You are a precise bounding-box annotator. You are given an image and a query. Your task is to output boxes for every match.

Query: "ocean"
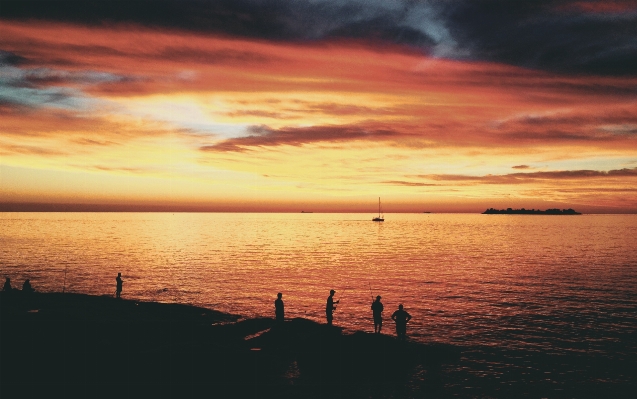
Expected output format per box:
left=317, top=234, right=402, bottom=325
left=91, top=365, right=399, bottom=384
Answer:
left=2, top=212, right=636, bottom=394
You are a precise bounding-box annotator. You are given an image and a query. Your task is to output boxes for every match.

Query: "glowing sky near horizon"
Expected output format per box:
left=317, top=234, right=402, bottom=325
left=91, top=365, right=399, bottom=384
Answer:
left=1, top=1, right=636, bottom=212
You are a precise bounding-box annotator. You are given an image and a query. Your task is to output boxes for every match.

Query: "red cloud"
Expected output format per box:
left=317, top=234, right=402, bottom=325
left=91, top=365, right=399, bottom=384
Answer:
left=555, top=1, right=637, bottom=14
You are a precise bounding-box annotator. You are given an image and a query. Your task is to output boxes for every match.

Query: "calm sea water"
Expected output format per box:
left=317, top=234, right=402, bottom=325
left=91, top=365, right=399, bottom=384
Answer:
left=2, top=212, right=637, bottom=392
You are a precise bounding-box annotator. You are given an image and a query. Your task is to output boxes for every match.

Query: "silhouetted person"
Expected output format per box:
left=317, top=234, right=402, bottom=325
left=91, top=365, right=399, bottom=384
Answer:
left=3, top=277, right=12, bottom=292
left=326, top=289, right=339, bottom=325
left=116, top=273, right=123, bottom=298
left=391, top=304, right=412, bottom=339
left=371, top=295, right=384, bottom=333
left=22, top=279, right=34, bottom=293
left=275, top=292, right=284, bottom=323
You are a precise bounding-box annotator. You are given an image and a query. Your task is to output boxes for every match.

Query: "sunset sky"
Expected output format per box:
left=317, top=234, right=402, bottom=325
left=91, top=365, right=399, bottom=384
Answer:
left=1, top=0, right=636, bottom=213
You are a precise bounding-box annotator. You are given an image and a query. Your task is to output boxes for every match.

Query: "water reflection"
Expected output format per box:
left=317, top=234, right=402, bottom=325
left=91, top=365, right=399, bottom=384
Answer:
left=1, top=212, right=636, bottom=358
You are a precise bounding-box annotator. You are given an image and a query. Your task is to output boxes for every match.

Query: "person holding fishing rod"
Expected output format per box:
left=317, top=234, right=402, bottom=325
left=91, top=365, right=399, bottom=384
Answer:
left=115, top=273, right=123, bottom=299
left=326, top=289, right=340, bottom=326
left=371, top=294, right=384, bottom=334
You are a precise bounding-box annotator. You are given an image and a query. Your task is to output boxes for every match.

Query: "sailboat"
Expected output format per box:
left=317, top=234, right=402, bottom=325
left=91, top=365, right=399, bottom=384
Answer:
left=372, top=197, right=384, bottom=222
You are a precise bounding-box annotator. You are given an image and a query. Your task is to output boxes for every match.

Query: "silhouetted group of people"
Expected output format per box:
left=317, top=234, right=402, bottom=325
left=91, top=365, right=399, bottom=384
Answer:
left=6, top=273, right=414, bottom=338
left=3, top=277, right=35, bottom=293
left=3, top=273, right=123, bottom=298
left=274, top=290, right=413, bottom=338
left=4, top=274, right=123, bottom=298
left=110, top=277, right=413, bottom=337
left=370, top=294, right=412, bottom=339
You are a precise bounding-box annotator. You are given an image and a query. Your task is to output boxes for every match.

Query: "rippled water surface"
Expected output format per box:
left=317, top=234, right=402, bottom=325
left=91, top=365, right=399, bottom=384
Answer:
left=2, top=212, right=637, bottom=392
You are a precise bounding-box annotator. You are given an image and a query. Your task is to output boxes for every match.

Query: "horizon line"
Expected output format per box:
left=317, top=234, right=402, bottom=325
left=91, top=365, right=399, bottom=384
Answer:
left=1, top=202, right=633, bottom=214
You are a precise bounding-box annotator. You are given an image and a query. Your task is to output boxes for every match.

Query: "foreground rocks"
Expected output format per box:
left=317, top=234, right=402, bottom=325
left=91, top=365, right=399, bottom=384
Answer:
left=1, top=292, right=458, bottom=398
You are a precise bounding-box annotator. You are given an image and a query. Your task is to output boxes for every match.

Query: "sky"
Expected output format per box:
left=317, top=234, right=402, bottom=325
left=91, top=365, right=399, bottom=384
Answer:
left=1, top=0, right=636, bottom=213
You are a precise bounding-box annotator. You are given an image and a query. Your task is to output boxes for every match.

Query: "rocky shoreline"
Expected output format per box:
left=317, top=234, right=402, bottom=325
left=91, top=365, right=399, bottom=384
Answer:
left=1, top=292, right=459, bottom=398
left=3, top=291, right=635, bottom=398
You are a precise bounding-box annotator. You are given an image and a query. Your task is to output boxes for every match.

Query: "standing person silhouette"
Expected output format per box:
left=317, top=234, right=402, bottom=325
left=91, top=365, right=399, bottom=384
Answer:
left=391, top=304, right=412, bottom=339
left=371, top=295, right=384, bottom=333
left=3, top=277, right=12, bottom=292
left=326, top=289, right=339, bottom=325
left=22, top=279, right=34, bottom=293
left=115, top=273, right=123, bottom=299
left=275, top=292, right=284, bottom=323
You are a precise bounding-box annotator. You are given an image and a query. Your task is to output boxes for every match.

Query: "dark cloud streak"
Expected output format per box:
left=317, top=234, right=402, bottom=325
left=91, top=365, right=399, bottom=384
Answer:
left=0, top=50, right=28, bottom=66
left=382, top=180, right=440, bottom=187
left=201, top=124, right=400, bottom=152
left=417, top=167, right=637, bottom=185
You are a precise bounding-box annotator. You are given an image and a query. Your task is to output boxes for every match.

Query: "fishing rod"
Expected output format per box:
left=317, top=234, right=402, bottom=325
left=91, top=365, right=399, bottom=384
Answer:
left=334, top=289, right=345, bottom=311
left=369, top=283, right=374, bottom=302
left=63, top=264, right=67, bottom=293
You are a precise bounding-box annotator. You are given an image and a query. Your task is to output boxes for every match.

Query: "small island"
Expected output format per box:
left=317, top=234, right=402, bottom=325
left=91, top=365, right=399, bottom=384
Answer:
left=482, top=208, right=581, bottom=215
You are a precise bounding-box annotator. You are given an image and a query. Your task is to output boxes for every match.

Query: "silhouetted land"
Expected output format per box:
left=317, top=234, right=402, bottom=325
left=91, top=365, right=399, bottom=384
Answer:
left=2, top=292, right=634, bottom=398
left=483, top=207, right=582, bottom=215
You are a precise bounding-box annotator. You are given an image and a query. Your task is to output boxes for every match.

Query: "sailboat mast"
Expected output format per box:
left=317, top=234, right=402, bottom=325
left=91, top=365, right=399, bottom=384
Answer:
left=372, top=197, right=384, bottom=221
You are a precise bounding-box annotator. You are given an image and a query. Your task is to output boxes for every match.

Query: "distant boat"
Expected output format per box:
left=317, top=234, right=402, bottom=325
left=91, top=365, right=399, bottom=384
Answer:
left=482, top=207, right=581, bottom=215
left=372, top=197, right=384, bottom=222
